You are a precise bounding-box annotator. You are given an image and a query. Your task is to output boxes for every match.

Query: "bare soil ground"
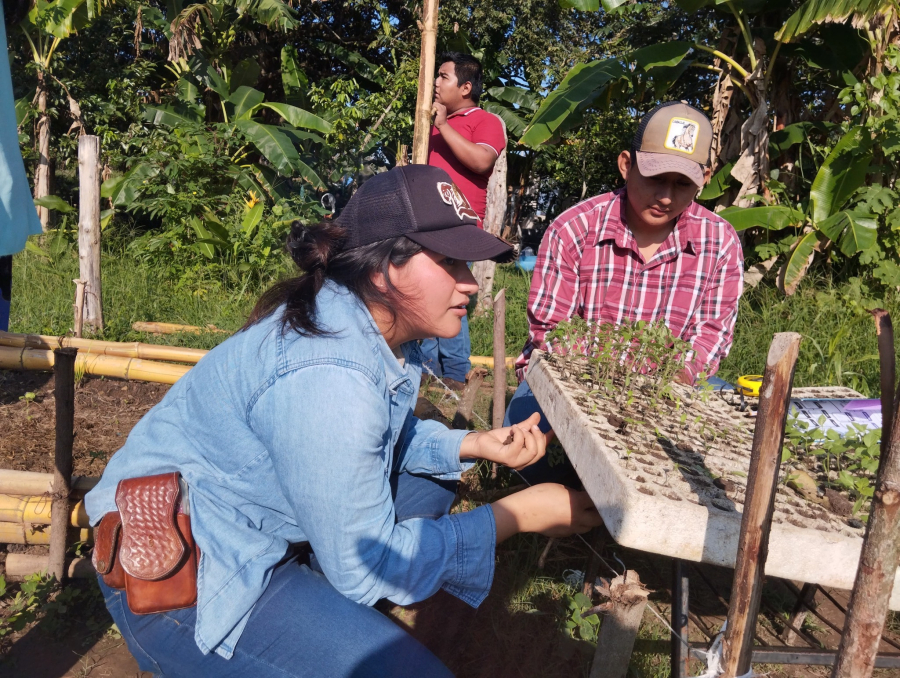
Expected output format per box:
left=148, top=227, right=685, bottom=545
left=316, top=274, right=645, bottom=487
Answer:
left=0, top=368, right=898, bottom=678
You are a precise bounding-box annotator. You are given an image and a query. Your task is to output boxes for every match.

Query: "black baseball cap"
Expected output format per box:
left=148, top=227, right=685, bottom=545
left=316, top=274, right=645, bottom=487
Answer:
left=336, top=165, right=513, bottom=262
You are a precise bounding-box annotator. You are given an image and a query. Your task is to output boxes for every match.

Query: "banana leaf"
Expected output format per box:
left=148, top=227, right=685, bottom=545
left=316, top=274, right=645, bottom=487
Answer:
left=718, top=205, right=804, bottom=231
left=780, top=230, right=821, bottom=295
left=520, top=58, right=625, bottom=147
left=816, top=209, right=877, bottom=256
left=261, top=103, right=333, bottom=134
left=809, top=126, right=872, bottom=223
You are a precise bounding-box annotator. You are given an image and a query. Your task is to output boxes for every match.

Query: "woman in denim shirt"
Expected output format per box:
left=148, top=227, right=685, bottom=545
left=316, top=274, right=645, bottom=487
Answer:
left=86, top=166, right=602, bottom=676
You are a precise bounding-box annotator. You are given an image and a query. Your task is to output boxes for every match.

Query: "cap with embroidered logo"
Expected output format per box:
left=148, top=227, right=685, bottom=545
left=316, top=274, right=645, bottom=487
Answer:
left=632, top=101, right=712, bottom=187
left=336, top=165, right=513, bottom=262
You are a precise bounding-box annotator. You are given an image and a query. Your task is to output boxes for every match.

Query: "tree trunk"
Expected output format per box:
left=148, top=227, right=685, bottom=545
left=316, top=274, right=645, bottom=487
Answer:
left=78, top=136, right=103, bottom=334
left=411, top=0, right=439, bottom=164
left=34, top=71, right=51, bottom=232
left=473, top=148, right=507, bottom=316
left=832, top=310, right=900, bottom=678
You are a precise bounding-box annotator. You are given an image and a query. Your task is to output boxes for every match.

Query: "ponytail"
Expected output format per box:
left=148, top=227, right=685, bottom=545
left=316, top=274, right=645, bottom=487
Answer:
left=245, top=221, right=423, bottom=336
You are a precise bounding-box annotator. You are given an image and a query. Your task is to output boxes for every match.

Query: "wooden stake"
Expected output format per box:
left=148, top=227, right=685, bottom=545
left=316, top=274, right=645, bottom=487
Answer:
left=832, top=311, right=900, bottom=678
left=781, top=582, right=817, bottom=646
left=473, top=141, right=508, bottom=316
left=453, top=367, right=487, bottom=429
left=411, top=0, right=439, bottom=164
left=722, top=332, right=802, bottom=678
left=589, top=571, right=650, bottom=678
left=78, top=136, right=103, bottom=334
left=48, top=347, right=78, bottom=582
left=72, top=279, right=86, bottom=338
left=492, top=289, right=507, bottom=478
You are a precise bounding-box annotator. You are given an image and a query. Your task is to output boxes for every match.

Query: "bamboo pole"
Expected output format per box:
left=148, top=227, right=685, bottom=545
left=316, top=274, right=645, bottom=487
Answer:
left=132, top=321, right=229, bottom=335
left=411, top=0, right=439, bottom=164
left=0, top=494, right=88, bottom=527
left=832, top=311, right=900, bottom=678
left=0, top=523, right=91, bottom=545
left=0, top=470, right=98, bottom=496
left=5, top=554, right=94, bottom=581
left=78, top=136, right=103, bottom=334
left=49, top=348, right=77, bottom=581
left=0, top=345, right=190, bottom=384
left=722, top=332, right=802, bottom=678
left=0, top=330, right=207, bottom=364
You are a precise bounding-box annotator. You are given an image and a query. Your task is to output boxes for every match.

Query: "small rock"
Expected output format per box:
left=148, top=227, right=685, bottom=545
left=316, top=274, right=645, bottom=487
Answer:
left=713, top=477, right=734, bottom=493
left=847, top=517, right=864, bottom=529
left=824, top=488, right=853, bottom=517
left=786, top=468, right=820, bottom=503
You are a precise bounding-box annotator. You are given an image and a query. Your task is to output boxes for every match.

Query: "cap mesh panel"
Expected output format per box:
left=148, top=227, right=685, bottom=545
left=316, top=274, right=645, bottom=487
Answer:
left=337, top=172, right=416, bottom=248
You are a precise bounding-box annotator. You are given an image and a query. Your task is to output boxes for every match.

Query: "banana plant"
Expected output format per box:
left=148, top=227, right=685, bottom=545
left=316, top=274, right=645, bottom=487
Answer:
left=720, top=126, right=877, bottom=294
left=105, top=54, right=331, bottom=212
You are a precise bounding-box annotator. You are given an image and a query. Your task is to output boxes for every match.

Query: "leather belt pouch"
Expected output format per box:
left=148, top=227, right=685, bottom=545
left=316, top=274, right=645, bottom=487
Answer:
left=92, top=472, right=198, bottom=615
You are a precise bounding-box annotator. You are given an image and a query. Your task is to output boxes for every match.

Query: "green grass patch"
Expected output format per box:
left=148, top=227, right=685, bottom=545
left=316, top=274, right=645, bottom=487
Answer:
left=9, top=249, right=274, bottom=350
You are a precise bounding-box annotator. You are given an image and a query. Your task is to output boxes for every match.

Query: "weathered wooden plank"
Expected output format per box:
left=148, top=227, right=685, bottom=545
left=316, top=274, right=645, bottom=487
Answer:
left=722, top=332, right=802, bottom=677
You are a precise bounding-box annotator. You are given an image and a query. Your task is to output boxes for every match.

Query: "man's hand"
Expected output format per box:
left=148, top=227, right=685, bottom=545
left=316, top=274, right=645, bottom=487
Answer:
left=432, top=102, right=449, bottom=129
left=460, top=412, right=547, bottom=470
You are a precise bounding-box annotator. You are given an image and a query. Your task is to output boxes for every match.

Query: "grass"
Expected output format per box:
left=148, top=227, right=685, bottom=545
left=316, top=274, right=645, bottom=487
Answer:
left=9, top=248, right=272, bottom=350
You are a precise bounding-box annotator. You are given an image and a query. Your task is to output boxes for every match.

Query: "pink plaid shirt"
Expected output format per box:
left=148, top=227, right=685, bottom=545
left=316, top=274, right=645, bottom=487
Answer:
left=516, top=189, right=744, bottom=382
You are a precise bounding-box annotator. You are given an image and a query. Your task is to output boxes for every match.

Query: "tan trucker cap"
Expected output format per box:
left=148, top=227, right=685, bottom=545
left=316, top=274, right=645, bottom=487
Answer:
left=632, top=101, right=712, bottom=187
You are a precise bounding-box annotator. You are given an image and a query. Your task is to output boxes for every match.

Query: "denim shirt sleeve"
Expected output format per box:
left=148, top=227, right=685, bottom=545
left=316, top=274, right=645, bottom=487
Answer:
left=249, top=364, right=495, bottom=608
left=395, top=415, right=473, bottom=480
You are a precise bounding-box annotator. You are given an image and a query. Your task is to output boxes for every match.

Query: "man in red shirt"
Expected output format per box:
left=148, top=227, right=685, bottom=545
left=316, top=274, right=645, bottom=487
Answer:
left=421, top=53, right=506, bottom=389
left=505, top=101, right=744, bottom=482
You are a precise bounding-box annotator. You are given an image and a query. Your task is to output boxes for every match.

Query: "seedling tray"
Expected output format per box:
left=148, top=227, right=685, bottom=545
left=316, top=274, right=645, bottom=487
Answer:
left=525, top=351, right=900, bottom=609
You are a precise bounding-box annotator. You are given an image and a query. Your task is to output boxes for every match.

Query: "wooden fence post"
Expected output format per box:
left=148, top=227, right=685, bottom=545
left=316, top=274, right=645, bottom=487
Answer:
left=589, top=570, right=650, bottom=678
left=473, top=141, right=508, bottom=316
left=48, top=347, right=78, bottom=582
left=492, top=289, right=506, bottom=478
left=722, top=332, right=802, bottom=678
left=78, top=135, right=103, bottom=334
left=411, top=0, right=439, bottom=164
left=832, top=310, right=900, bottom=678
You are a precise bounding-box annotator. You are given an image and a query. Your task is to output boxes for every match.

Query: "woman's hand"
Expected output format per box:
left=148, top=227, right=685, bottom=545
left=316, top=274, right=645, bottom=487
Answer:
left=491, top=484, right=603, bottom=543
left=459, top=413, right=547, bottom=470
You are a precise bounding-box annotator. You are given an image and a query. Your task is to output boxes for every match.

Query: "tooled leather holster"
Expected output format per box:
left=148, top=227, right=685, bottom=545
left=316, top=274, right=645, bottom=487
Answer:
left=92, top=472, right=199, bottom=615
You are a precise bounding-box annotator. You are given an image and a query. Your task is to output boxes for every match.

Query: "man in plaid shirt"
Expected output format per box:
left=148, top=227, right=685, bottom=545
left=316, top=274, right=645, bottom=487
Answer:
left=505, top=102, right=743, bottom=481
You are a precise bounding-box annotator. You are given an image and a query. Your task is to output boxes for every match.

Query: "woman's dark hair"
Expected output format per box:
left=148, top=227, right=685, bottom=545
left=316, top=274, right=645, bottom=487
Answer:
left=245, top=221, right=423, bottom=336
left=4, top=0, right=32, bottom=27
left=439, top=52, right=483, bottom=104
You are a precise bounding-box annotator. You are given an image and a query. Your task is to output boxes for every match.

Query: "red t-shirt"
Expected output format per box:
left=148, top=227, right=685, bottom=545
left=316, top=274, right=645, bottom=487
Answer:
left=427, top=107, right=505, bottom=222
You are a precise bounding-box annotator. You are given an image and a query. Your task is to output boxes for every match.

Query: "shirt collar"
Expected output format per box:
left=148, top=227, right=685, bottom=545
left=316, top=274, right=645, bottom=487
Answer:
left=448, top=106, right=479, bottom=118
left=593, top=189, right=698, bottom=256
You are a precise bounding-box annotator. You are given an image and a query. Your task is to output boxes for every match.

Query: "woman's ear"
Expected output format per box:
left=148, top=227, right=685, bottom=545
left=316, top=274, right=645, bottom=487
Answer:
left=617, top=150, right=633, bottom=182
left=370, top=269, right=388, bottom=292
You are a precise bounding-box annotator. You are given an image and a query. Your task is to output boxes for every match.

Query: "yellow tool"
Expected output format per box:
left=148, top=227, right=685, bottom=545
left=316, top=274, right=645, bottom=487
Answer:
left=737, top=375, right=764, bottom=397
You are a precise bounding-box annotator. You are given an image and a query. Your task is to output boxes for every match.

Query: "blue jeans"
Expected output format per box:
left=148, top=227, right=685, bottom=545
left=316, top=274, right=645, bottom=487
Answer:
left=0, top=255, right=11, bottom=332
left=99, top=472, right=458, bottom=677
left=420, top=313, right=471, bottom=382
left=504, top=375, right=735, bottom=486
